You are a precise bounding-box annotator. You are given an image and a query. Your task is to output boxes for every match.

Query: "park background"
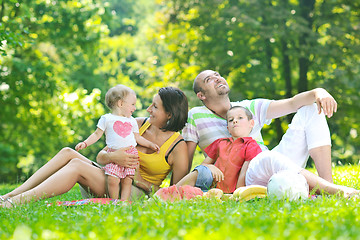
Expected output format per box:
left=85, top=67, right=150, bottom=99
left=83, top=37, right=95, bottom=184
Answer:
left=0, top=0, right=359, bottom=184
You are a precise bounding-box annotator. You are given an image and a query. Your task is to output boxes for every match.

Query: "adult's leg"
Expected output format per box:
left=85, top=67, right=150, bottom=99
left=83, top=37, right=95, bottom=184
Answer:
left=6, top=158, right=107, bottom=206
left=272, top=103, right=333, bottom=182
left=176, top=171, right=198, bottom=187
left=309, top=145, right=332, bottom=183
left=245, top=151, right=359, bottom=198
left=2, top=147, right=92, bottom=199
left=245, top=151, right=303, bottom=186
left=300, top=169, right=359, bottom=197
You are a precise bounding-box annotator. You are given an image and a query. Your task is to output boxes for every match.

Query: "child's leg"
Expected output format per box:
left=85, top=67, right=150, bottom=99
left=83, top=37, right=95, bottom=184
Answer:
left=120, top=176, right=133, bottom=201
left=299, top=169, right=359, bottom=197
left=176, top=165, right=214, bottom=191
left=107, top=175, right=120, bottom=199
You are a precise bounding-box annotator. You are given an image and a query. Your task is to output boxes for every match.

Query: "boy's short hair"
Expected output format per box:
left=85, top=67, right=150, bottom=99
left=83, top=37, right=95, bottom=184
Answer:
left=226, top=106, right=253, bottom=120
left=105, top=84, right=135, bottom=110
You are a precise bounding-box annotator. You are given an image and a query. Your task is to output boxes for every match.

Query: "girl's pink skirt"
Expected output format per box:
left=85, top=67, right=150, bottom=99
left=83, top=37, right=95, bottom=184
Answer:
left=103, top=146, right=138, bottom=179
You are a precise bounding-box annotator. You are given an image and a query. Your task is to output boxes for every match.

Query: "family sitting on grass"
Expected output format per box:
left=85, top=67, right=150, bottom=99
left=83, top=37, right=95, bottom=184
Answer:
left=1, top=70, right=359, bottom=207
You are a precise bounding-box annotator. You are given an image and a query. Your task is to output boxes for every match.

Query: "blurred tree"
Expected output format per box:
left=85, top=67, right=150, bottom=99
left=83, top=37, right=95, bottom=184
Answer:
left=0, top=0, right=110, bottom=182
left=153, top=0, right=360, bottom=164
left=1, top=0, right=359, bottom=183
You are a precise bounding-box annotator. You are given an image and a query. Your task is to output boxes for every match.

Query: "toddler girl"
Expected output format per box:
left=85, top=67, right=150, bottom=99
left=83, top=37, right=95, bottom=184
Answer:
left=75, top=84, right=159, bottom=200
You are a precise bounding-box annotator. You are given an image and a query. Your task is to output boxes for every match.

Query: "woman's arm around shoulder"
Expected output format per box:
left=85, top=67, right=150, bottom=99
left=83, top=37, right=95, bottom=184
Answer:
left=169, top=136, right=190, bottom=185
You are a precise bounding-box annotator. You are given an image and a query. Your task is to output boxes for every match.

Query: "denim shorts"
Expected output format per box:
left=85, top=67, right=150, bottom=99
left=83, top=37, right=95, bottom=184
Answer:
left=193, top=165, right=213, bottom=192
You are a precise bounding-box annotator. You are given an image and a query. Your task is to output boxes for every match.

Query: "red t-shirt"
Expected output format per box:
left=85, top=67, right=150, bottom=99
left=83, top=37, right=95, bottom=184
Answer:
left=204, top=137, right=262, bottom=193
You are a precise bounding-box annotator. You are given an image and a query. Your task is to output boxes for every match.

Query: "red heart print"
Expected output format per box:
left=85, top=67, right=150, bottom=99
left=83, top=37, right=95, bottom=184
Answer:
left=113, top=121, right=132, bottom=138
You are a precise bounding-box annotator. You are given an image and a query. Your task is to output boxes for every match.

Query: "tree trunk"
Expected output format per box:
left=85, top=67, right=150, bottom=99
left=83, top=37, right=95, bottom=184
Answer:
left=0, top=0, right=5, bottom=23
left=298, top=0, right=315, bottom=92
left=279, top=0, right=292, bottom=99
left=279, top=0, right=294, bottom=123
left=263, top=0, right=284, bottom=143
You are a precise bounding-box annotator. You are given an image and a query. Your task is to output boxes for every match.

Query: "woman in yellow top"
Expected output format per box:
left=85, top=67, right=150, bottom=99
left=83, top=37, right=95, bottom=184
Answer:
left=1, top=87, right=189, bottom=207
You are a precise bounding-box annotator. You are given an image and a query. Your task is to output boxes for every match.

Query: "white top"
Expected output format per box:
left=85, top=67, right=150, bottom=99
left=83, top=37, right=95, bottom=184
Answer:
left=97, top=113, right=138, bottom=150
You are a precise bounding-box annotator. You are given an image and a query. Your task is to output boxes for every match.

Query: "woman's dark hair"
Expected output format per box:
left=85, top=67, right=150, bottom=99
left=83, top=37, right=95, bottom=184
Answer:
left=158, top=87, right=188, bottom=132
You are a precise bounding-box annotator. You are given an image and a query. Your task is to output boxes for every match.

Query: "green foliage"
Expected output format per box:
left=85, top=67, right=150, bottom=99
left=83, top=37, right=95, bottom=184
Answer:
left=153, top=0, right=360, bottom=163
left=0, top=143, right=18, bottom=182
left=0, top=0, right=110, bottom=182
left=0, top=165, right=360, bottom=239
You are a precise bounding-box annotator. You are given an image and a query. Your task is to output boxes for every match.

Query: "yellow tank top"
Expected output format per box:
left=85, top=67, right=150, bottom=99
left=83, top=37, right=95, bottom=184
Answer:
left=138, top=120, right=180, bottom=186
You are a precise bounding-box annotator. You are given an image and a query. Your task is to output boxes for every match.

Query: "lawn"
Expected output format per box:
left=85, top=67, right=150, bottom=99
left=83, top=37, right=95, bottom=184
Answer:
left=1, top=165, right=359, bottom=240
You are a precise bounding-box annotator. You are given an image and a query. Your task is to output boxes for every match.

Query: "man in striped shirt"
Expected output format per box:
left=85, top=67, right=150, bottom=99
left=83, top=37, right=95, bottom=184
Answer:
left=182, top=70, right=337, bottom=182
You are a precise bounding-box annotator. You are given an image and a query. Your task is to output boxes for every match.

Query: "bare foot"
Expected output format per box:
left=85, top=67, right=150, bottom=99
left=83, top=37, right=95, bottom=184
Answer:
left=348, top=190, right=360, bottom=200
left=339, top=186, right=360, bottom=199
left=0, top=198, right=14, bottom=208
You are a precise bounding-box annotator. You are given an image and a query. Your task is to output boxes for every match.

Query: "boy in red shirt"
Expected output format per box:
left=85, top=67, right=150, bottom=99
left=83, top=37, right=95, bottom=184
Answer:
left=177, top=106, right=261, bottom=193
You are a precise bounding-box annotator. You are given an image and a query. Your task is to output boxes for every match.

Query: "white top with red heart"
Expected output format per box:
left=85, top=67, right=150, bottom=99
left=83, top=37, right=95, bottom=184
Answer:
left=97, top=113, right=138, bottom=149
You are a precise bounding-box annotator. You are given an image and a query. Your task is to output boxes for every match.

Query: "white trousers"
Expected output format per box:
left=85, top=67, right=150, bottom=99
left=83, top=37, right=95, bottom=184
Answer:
left=245, top=103, right=331, bottom=186
left=272, top=103, right=331, bottom=168
left=245, top=151, right=302, bottom=186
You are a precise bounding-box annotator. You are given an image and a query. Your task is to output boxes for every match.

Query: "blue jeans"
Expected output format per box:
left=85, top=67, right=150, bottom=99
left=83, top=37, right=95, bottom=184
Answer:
left=193, top=165, right=213, bottom=192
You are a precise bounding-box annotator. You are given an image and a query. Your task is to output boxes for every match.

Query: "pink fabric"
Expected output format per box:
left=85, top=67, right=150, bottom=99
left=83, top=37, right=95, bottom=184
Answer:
left=103, top=146, right=138, bottom=178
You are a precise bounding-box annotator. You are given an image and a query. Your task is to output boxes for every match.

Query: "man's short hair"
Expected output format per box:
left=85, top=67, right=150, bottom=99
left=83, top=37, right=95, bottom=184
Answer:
left=193, top=76, right=202, bottom=94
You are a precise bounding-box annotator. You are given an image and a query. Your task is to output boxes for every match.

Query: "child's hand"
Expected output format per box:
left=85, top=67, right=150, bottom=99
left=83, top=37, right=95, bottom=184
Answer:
left=150, top=143, right=160, bottom=153
left=206, top=165, right=224, bottom=183
left=75, top=142, right=87, bottom=151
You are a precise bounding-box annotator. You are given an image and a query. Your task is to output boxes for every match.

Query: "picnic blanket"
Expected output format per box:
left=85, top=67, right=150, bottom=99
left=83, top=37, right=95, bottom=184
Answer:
left=49, top=198, right=125, bottom=206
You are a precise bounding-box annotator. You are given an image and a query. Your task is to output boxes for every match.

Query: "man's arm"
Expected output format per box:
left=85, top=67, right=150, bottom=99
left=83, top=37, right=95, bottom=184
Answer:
left=266, top=88, right=337, bottom=119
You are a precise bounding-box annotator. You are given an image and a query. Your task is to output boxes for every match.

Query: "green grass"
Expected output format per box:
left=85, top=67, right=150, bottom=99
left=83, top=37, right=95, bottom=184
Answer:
left=1, top=165, right=360, bottom=240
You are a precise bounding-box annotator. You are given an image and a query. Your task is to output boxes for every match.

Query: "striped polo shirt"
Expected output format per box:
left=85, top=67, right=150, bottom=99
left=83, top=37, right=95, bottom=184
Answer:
left=182, top=99, right=273, bottom=153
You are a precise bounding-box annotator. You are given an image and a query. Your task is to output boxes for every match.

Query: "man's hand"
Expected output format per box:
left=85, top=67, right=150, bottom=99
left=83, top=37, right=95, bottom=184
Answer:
left=315, top=88, right=337, bottom=118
